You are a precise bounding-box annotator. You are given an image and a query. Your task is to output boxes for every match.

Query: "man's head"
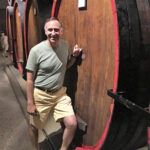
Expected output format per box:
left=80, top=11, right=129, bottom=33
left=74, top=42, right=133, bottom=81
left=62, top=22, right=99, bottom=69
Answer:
left=1, top=31, right=5, bottom=37
left=44, top=17, right=63, bottom=48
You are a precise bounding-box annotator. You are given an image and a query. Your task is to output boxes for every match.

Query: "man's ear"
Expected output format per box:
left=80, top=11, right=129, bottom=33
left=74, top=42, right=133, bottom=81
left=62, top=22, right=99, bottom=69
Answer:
left=44, top=25, right=48, bottom=36
left=44, top=29, right=47, bottom=36
left=60, top=27, right=63, bottom=36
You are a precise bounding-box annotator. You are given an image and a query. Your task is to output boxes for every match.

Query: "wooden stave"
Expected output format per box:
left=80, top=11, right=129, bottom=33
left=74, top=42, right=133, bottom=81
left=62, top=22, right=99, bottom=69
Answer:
left=13, top=0, right=26, bottom=75
left=53, top=0, right=150, bottom=149
left=6, top=6, right=17, bottom=66
left=6, top=6, right=13, bottom=52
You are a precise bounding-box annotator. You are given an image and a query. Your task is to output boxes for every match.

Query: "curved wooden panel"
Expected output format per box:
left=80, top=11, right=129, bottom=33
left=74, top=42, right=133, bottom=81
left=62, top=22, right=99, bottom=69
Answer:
left=24, top=0, right=41, bottom=57
left=13, top=0, right=25, bottom=74
left=24, top=0, right=53, bottom=58
left=6, top=6, right=14, bottom=63
left=56, top=0, right=116, bottom=146
left=7, top=11, right=13, bottom=52
left=15, top=7, right=23, bottom=61
left=53, top=0, right=150, bottom=149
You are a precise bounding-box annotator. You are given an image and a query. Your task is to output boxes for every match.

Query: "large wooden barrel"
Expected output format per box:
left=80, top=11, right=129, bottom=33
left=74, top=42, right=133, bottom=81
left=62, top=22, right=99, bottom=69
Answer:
left=6, top=6, right=17, bottom=66
left=13, top=0, right=26, bottom=74
left=52, top=0, right=150, bottom=149
left=24, top=0, right=53, bottom=58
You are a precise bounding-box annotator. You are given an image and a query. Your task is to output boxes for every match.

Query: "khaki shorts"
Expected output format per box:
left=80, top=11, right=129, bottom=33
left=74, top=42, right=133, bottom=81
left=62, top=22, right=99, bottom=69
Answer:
left=30, top=87, right=75, bottom=129
left=2, top=44, right=8, bottom=51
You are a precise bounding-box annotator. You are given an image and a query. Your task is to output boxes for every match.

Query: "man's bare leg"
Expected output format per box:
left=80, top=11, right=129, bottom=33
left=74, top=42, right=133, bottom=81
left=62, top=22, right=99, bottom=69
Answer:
left=29, top=125, right=38, bottom=150
left=60, top=115, right=77, bottom=150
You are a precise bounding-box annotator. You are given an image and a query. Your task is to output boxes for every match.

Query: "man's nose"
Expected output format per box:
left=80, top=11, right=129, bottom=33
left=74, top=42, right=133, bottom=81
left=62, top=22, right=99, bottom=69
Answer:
left=51, top=29, right=56, bottom=35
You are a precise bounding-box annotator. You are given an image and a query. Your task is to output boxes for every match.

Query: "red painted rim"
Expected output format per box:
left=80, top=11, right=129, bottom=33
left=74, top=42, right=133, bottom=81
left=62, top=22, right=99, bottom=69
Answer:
left=51, top=0, right=61, bottom=18
left=51, top=0, right=57, bottom=17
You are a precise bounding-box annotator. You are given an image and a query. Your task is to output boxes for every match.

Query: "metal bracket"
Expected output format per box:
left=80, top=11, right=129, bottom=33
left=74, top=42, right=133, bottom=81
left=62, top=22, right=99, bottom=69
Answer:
left=107, top=89, right=150, bottom=119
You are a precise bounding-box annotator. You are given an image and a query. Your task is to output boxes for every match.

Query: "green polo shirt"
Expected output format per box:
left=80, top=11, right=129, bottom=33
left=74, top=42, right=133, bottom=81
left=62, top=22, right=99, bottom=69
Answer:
left=26, top=39, right=70, bottom=91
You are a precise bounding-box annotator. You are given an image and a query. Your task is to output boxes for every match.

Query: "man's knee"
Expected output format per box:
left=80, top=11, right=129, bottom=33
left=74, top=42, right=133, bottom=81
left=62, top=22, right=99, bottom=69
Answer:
left=69, top=119, right=77, bottom=129
left=64, top=115, right=77, bottom=129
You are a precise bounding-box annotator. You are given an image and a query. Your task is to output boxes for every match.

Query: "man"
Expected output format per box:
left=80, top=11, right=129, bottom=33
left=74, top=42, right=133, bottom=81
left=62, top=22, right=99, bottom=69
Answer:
left=26, top=17, right=82, bottom=150
left=0, top=31, right=8, bottom=57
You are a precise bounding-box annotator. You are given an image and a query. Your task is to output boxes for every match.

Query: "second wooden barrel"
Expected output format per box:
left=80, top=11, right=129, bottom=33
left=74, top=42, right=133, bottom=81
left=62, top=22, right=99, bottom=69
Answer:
left=24, top=0, right=53, bottom=58
left=52, top=0, right=150, bottom=149
left=6, top=6, right=16, bottom=65
left=13, top=0, right=26, bottom=74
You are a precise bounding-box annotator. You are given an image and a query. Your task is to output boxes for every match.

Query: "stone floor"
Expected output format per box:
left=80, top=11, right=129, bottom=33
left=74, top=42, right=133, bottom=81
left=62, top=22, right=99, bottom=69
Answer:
left=138, top=147, right=148, bottom=150
left=0, top=54, right=32, bottom=150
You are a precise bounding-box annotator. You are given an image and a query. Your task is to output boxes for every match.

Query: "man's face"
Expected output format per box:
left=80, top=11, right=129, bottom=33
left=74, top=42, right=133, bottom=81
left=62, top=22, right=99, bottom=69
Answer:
left=45, top=20, right=61, bottom=46
left=1, top=33, right=4, bottom=37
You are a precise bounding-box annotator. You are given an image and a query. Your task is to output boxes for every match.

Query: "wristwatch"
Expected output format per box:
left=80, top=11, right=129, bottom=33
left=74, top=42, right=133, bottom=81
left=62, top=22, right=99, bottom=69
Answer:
left=71, top=54, right=77, bottom=58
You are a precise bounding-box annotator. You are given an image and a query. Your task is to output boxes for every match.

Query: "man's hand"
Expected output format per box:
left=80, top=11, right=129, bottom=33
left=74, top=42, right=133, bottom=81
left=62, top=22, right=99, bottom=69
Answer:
left=72, top=44, right=82, bottom=57
left=27, top=102, right=39, bottom=116
left=67, top=44, right=83, bottom=68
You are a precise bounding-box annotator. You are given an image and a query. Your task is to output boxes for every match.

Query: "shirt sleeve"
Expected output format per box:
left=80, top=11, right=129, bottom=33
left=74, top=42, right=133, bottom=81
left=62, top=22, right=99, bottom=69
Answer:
left=26, top=48, right=38, bottom=72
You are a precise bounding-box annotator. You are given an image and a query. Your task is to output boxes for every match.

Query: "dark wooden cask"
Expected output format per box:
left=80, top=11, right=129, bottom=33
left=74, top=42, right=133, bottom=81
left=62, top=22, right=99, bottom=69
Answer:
left=52, top=0, right=150, bottom=149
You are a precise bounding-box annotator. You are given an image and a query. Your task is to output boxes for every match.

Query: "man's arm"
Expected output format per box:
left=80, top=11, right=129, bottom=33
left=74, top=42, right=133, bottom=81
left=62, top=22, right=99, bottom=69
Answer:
left=26, top=70, right=38, bottom=115
left=67, top=56, right=76, bottom=69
